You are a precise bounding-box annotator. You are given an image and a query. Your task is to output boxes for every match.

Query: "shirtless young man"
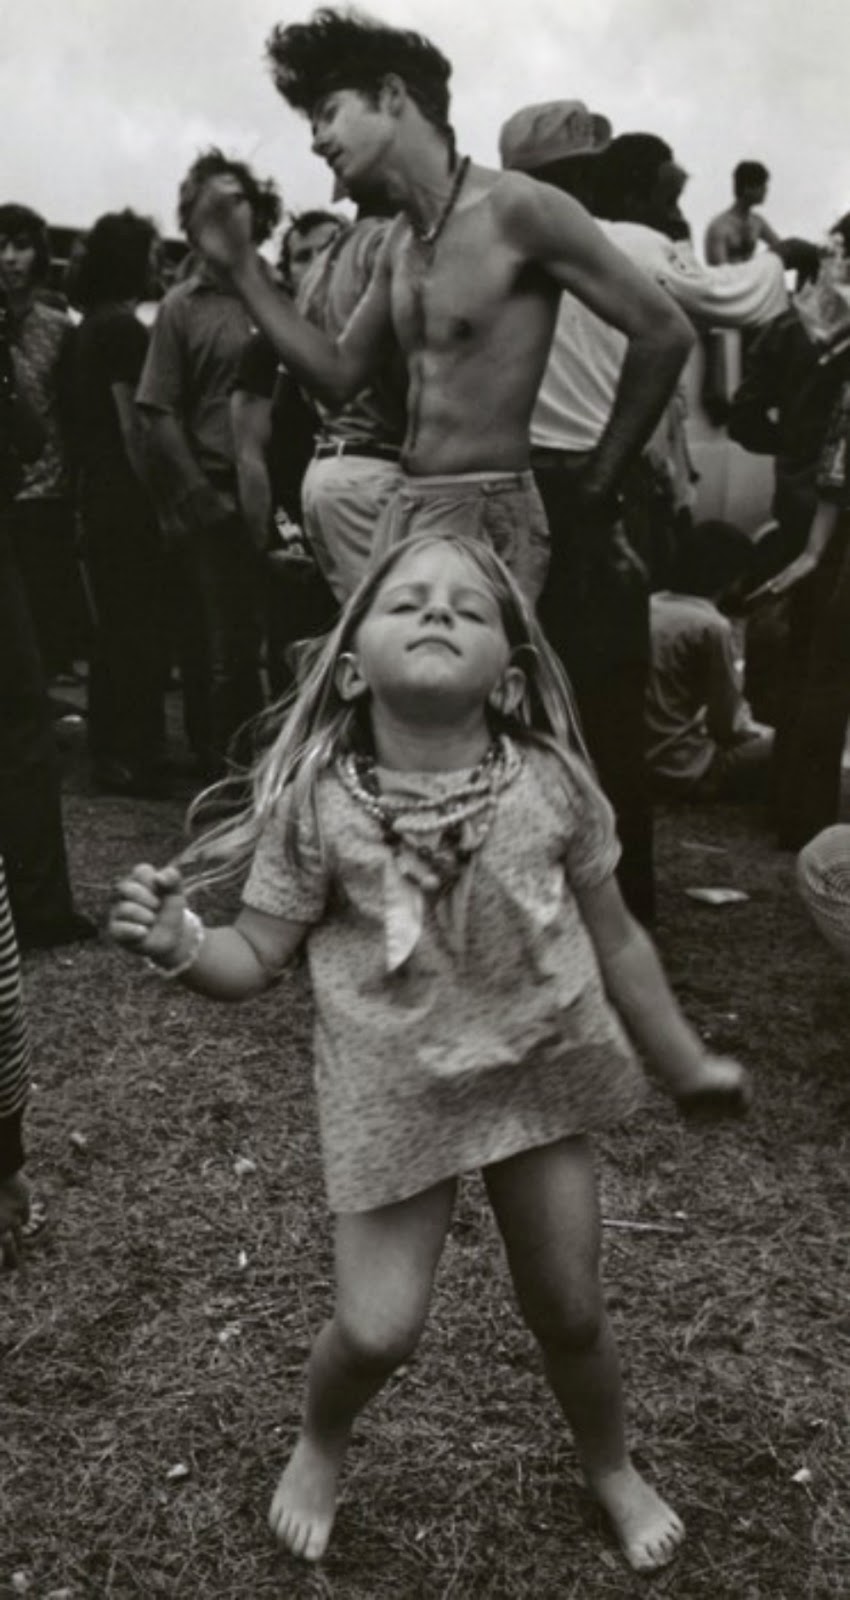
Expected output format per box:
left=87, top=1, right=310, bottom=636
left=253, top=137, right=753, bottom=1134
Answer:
left=704, top=161, right=782, bottom=265
left=190, top=11, right=693, bottom=607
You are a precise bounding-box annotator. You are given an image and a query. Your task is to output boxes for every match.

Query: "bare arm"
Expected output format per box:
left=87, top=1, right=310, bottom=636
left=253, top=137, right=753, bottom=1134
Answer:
left=576, top=874, right=751, bottom=1115
left=181, top=906, right=307, bottom=1000
left=577, top=875, right=710, bottom=1094
left=190, top=177, right=395, bottom=406
left=505, top=178, right=694, bottom=500
left=111, top=380, right=159, bottom=497
left=109, top=863, right=307, bottom=1001
left=231, top=389, right=274, bottom=553
left=746, top=497, right=840, bottom=606
left=143, top=409, right=233, bottom=536
left=757, top=214, right=783, bottom=253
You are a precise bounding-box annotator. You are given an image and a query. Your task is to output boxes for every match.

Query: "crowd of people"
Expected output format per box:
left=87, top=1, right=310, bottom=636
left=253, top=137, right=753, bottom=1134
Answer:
left=3, top=3, right=850, bottom=1580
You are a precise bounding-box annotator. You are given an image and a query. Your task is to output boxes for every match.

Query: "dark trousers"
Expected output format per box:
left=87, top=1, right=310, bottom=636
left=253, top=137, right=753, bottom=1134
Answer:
left=533, top=455, right=655, bottom=925
left=81, top=491, right=167, bottom=777
left=0, top=517, right=76, bottom=937
left=265, top=551, right=337, bottom=700
left=9, top=497, right=89, bottom=675
left=172, top=512, right=265, bottom=776
left=773, top=519, right=850, bottom=849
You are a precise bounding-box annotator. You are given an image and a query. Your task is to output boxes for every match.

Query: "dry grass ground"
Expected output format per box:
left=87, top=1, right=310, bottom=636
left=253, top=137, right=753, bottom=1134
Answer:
left=1, top=731, right=848, bottom=1599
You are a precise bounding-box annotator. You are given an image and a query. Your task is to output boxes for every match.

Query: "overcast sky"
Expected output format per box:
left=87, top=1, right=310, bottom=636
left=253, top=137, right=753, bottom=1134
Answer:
left=3, top=0, right=849, bottom=252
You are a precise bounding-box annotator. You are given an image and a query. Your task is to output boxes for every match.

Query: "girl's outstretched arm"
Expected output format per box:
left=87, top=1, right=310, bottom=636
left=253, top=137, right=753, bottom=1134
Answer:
left=109, top=864, right=307, bottom=1002
left=577, top=875, right=751, bottom=1111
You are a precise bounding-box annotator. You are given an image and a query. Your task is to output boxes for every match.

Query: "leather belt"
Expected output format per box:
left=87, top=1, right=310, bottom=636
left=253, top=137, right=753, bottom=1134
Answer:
left=529, top=446, right=592, bottom=467
left=313, top=441, right=401, bottom=463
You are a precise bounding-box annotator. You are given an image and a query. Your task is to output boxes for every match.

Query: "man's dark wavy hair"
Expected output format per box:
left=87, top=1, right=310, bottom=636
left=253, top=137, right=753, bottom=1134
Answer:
left=733, top=160, right=769, bottom=197
left=69, top=210, right=158, bottom=310
left=177, top=149, right=282, bottom=244
left=266, top=8, right=455, bottom=159
left=593, top=133, right=674, bottom=218
left=0, top=204, right=51, bottom=283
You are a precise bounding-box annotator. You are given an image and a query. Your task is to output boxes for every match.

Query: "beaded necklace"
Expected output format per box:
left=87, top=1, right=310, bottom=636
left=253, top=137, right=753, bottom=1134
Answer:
left=411, top=155, right=471, bottom=250
left=338, top=736, right=520, bottom=894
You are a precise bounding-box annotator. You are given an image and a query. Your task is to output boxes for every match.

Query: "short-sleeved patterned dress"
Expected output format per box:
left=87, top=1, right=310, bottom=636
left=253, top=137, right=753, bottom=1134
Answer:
left=243, top=739, right=646, bottom=1212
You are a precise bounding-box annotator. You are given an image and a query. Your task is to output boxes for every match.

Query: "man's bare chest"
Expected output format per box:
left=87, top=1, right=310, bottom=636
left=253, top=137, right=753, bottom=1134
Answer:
left=388, top=224, right=531, bottom=355
left=727, top=213, right=761, bottom=258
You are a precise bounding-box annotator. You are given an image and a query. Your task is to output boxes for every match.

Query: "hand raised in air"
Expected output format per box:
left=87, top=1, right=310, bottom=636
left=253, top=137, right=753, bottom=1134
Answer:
left=189, top=174, right=255, bottom=274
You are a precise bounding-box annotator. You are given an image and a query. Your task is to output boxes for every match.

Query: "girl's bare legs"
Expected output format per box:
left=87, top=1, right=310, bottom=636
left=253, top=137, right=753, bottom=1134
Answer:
left=270, top=1178, right=456, bottom=1560
left=484, top=1136, right=684, bottom=1573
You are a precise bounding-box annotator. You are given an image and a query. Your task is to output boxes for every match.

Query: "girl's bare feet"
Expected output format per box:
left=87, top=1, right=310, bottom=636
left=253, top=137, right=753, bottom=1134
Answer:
left=591, top=1462, right=685, bottom=1572
left=268, top=1432, right=347, bottom=1562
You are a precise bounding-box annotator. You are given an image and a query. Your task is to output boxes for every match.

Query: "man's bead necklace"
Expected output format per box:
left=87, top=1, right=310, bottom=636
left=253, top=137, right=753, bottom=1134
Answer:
left=411, top=155, right=471, bottom=250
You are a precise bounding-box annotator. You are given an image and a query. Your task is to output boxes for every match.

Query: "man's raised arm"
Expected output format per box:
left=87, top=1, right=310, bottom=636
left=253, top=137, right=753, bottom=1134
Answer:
left=190, top=176, right=394, bottom=408
left=504, top=176, right=695, bottom=506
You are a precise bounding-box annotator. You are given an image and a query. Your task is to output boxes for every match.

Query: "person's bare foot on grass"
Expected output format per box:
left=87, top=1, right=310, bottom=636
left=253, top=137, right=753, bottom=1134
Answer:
left=673, top=1053, right=753, bottom=1119
left=269, top=1432, right=347, bottom=1561
left=591, top=1461, right=685, bottom=1572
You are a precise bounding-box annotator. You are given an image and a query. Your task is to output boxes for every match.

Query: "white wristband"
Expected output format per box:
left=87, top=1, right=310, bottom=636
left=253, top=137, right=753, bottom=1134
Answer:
left=145, top=908, right=206, bottom=979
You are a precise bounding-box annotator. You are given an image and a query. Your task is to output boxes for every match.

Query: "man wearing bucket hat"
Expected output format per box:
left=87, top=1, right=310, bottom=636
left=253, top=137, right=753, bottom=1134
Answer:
left=501, top=102, right=797, bottom=923
left=187, top=10, right=694, bottom=614
left=498, top=98, right=612, bottom=175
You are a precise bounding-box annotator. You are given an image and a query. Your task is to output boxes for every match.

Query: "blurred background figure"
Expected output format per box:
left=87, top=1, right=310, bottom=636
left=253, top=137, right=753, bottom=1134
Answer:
left=136, top=149, right=281, bottom=780
left=730, top=215, right=850, bottom=573
left=231, top=210, right=345, bottom=696
left=731, top=215, right=850, bottom=843
left=69, top=209, right=171, bottom=797
left=705, top=161, right=781, bottom=265
left=0, top=267, right=95, bottom=947
left=0, top=202, right=87, bottom=688
left=746, top=366, right=850, bottom=847
left=646, top=520, right=772, bottom=803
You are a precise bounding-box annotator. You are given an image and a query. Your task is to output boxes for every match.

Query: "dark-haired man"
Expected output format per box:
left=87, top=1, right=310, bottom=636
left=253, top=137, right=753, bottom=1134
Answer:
left=137, top=149, right=281, bottom=777
left=189, top=10, right=694, bottom=608
left=705, top=161, right=781, bottom=265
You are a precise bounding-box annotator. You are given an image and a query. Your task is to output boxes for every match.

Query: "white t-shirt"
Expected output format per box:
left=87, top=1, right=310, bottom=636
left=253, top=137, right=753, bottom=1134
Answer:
left=531, top=222, right=788, bottom=452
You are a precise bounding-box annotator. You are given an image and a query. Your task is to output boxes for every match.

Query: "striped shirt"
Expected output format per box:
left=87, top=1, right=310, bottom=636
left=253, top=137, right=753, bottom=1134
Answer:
left=0, top=856, right=29, bottom=1179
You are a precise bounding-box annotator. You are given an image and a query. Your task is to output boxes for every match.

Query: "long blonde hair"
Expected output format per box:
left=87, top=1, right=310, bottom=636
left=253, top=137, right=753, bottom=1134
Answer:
left=178, top=534, right=589, bottom=888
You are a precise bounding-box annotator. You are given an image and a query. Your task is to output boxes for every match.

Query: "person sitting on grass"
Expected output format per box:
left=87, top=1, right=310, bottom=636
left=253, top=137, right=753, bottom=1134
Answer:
left=109, top=534, right=750, bottom=1574
left=646, top=520, right=774, bottom=802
